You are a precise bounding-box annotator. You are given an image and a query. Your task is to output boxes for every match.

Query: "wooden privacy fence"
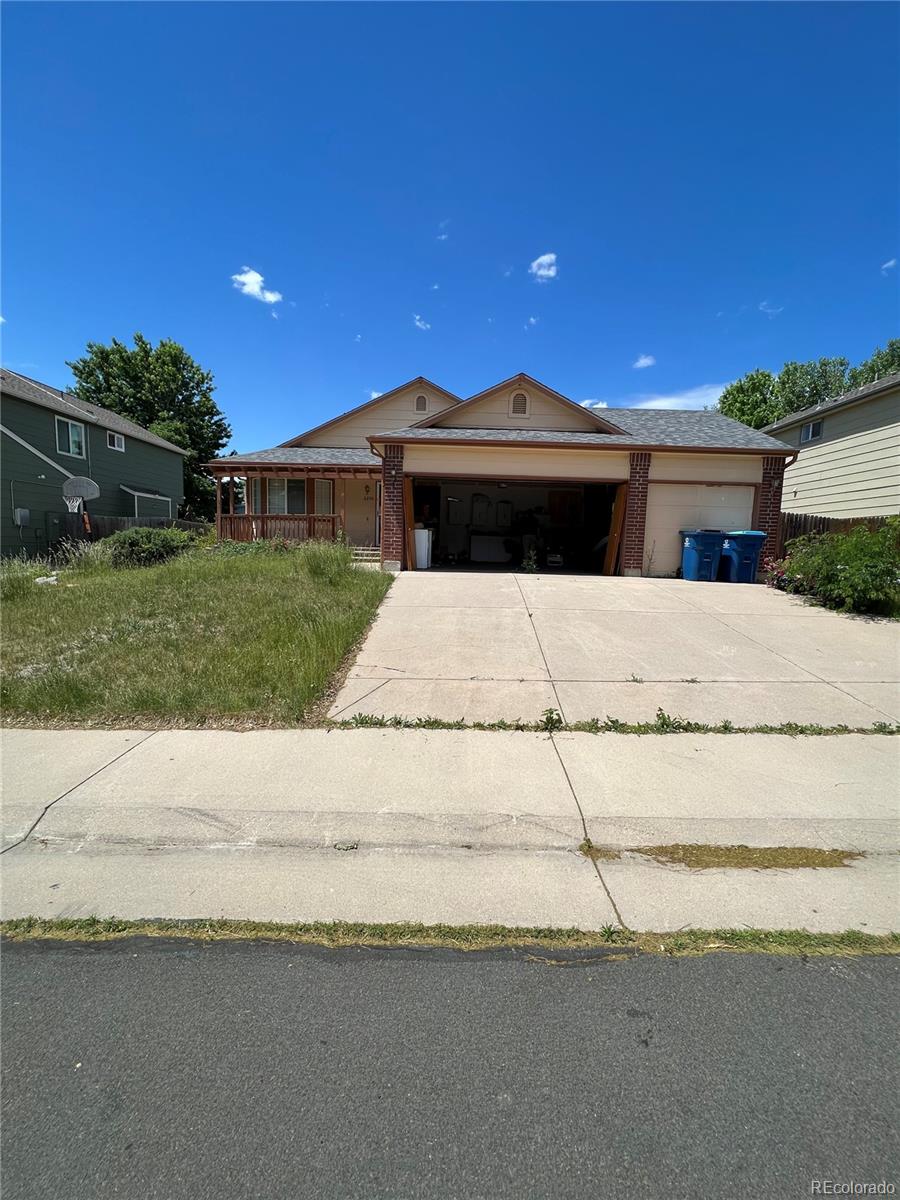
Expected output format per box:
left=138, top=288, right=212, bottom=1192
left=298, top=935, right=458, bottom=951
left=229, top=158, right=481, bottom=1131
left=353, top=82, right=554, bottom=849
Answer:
left=780, top=512, right=890, bottom=544
left=64, top=514, right=209, bottom=541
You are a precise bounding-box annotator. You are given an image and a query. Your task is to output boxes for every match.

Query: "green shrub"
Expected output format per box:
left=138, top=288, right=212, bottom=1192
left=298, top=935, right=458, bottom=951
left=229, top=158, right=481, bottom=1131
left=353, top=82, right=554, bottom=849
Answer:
left=105, top=526, right=196, bottom=568
left=767, top=517, right=900, bottom=614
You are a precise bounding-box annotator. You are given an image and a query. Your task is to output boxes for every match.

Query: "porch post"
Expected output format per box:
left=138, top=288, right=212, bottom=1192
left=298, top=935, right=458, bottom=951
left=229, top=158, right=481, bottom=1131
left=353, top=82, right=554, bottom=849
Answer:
left=380, top=444, right=405, bottom=569
left=228, top=476, right=235, bottom=515
left=215, top=475, right=222, bottom=538
left=621, top=451, right=651, bottom=576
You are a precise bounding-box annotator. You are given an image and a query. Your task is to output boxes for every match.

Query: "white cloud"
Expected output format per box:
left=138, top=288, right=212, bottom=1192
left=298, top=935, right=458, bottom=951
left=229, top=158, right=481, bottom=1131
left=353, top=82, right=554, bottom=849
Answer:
left=487, top=317, right=494, bottom=324
left=881, top=258, right=897, bottom=275
left=438, top=218, right=450, bottom=230
left=413, top=314, right=431, bottom=331
left=502, top=267, right=514, bottom=278
left=627, top=382, right=730, bottom=410
left=0, top=315, right=5, bottom=324
left=231, top=266, right=283, bottom=305
left=431, top=283, right=440, bottom=290
left=758, top=299, right=783, bottom=319
left=580, top=399, right=608, bottom=408
left=270, top=311, right=279, bottom=321
left=436, top=234, right=449, bottom=242
left=632, top=354, right=656, bottom=369
left=529, top=252, right=558, bottom=283
left=369, top=390, right=383, bottom=400
left=354, top=334, right=362, bottom=343
left=524, top=316, right=539, bottom=329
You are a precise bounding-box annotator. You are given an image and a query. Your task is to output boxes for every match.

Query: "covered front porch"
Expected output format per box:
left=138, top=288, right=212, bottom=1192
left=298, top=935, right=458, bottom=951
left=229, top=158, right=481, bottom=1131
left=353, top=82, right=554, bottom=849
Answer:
left=209, top=459, right=383, bottom=547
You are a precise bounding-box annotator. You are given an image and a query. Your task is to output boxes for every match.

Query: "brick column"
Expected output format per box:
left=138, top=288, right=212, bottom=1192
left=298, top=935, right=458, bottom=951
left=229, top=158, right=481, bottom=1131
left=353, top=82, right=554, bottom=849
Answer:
left=757, top=455, right=786, bottom=566
left=380, top=443, right=405, bottom=569
left=621, top=452, right=651, bottom=576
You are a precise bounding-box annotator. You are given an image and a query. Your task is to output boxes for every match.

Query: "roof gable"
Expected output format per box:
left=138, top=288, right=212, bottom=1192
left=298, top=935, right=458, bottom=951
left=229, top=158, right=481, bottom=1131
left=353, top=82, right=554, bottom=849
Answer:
left=415, top=373, right=627, bottom=435
left=282, top=376, right=461, bottom=448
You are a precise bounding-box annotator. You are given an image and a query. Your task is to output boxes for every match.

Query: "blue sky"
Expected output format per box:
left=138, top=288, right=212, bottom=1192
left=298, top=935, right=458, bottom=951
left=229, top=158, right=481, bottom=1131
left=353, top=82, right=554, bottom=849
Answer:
left=2, top=1, right=897, bottom=452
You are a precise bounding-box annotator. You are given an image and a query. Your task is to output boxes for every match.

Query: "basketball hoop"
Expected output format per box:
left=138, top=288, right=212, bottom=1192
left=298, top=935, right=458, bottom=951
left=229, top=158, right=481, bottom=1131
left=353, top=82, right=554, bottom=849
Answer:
left=62, top=476, right=100, bottom=515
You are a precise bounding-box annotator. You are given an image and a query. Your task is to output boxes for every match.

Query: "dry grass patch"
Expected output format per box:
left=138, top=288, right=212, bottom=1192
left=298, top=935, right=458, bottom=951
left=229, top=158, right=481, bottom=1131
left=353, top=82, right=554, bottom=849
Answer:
left=633, top=844, right=863, bottom=870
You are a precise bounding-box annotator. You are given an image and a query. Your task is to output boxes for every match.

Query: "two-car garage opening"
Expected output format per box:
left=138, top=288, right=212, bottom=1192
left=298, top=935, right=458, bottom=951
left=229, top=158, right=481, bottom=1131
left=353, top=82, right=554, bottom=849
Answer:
left=411, top=478, right=623, bottom=572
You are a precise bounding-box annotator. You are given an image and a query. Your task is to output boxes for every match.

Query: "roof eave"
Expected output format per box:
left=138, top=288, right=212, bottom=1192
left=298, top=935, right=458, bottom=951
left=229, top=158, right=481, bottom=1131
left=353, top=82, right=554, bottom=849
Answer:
left=366, top=432, right=793, bottom=455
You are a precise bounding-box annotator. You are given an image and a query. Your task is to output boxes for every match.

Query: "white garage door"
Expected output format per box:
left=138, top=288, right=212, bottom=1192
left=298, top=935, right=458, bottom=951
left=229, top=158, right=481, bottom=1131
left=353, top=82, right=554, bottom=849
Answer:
left=644, top=483, right=755, bottom=575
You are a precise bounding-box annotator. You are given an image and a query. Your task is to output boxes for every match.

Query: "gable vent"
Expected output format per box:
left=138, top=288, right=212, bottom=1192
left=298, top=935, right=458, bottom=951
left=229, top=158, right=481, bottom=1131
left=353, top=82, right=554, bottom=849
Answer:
left=511, top=392, right=528, bottom=416
left=415, top=394, right=428, bottom=413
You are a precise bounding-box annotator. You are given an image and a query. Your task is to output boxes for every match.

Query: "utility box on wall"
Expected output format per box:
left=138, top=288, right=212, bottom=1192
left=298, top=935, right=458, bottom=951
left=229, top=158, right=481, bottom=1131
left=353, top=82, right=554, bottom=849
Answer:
left=13, top=507, right=30, bottom=527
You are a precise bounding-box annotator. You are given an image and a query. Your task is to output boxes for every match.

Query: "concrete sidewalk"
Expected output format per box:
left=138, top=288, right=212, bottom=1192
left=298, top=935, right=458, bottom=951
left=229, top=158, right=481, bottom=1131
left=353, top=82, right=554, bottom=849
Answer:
left=2, top=727, right=898, bottom=932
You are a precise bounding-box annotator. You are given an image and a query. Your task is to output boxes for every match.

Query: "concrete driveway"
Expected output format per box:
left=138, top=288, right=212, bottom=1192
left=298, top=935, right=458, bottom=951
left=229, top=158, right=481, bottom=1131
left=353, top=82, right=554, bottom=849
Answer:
left=329, top=572, right=900, bottom=726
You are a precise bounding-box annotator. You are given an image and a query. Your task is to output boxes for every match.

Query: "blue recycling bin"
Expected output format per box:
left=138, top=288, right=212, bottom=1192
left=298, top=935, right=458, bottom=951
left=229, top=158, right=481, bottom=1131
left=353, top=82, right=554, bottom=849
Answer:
left=679, top=530, right=726, bottom=582
left=721, top=531, right=767, bottom=583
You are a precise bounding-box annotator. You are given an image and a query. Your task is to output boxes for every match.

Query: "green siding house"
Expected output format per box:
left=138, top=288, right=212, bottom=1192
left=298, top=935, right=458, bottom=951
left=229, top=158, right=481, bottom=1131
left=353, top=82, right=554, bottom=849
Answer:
left=1, top=368, right=188, bottom=556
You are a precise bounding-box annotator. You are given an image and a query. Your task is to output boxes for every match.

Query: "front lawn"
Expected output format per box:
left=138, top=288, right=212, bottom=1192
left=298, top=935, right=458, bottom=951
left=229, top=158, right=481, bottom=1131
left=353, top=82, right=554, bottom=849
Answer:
left=1, top=543, right=392, bottom=724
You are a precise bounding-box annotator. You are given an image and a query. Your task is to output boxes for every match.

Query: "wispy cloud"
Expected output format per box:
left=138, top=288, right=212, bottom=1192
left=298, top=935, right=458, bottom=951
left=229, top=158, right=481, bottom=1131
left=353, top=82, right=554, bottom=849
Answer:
left=632, top=354, right=656, bottom=369
left=270, top=311, right=279, bottom=321
left=413, top=314, right=431, bottom=331
left=369, top=390, right=383, bottom=401
left=231, top=266, right=283, bottom=305
left=580, top=399, right=608, bottom=408
left=524, top=316, right=539, bottom=330
left=436, top=220, right=450, bottom=242
left=758, top=300, right=783, bottom=319
left=583, top=382, right=729, bottom=411
left=0, top=315, right=5, bottom=324
left=881, top=257, right=897, bottom=275
left=431, top=283, right=440, bottom=290
left=354, top=334, right=362, bottom=343
left=436, top=233, right=449, bottom=242
left=502, top=267, right=514, bottom=278
left=529, top=252, right=558, bottom=283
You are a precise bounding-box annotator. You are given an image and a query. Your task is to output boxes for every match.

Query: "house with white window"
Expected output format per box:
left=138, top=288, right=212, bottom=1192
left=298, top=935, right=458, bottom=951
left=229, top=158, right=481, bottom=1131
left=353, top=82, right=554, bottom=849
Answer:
left=1, top=368, right=187, bottom=555
left=761, top=373, right=900, bottom=518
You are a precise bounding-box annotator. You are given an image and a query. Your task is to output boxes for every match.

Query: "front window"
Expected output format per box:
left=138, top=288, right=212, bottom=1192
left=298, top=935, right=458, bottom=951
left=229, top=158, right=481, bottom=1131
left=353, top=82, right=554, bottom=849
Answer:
left=800, top=420, right=823, bottom=443
left=56, top=417, right=85, bottom=457
left=314, top=479, right=334, bottom=513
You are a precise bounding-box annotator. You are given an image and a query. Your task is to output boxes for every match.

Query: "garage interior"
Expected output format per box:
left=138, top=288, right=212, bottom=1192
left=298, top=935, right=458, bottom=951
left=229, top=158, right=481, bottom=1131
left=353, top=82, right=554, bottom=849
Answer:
left=411, top=478, right=624, bottom=572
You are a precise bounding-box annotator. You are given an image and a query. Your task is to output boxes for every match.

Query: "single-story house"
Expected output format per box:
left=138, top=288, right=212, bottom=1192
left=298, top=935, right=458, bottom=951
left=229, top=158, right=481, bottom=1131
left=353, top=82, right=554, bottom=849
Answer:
left=205, top=373, right=793, bottom=574
left=1, top=367, right=188, bottom=556
left=761, top=372, right=900, bottom=518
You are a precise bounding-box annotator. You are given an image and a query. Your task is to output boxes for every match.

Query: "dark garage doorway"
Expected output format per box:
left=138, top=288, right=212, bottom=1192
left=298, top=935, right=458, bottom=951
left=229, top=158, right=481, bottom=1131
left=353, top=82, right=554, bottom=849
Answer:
left=411, top=477, right=622, bottom=573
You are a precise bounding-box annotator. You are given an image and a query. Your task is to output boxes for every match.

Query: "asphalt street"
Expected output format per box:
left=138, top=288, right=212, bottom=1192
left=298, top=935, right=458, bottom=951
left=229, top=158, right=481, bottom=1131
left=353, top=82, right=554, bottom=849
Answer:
left=2, top=939, right=898, bottom=1200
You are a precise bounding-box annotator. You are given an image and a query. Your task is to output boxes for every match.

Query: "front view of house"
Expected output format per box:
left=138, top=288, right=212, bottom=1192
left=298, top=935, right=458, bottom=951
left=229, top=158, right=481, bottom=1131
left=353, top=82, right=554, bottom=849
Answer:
left=207, top=373, right=793, bottom=575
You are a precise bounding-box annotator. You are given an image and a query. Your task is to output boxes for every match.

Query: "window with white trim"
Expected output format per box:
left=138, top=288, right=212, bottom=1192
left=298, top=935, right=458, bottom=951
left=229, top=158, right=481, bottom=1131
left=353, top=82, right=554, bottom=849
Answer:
left=415, top=394, right=428, bottom=413
left=314, top=479, right=334, bottom=513
left=800, top=419, right=823, bottom=443
left=509, top=392, right=529, bottom=417
left=107, top=431, right=125, bottom=452
left=56, top=416, right=85, bottom=458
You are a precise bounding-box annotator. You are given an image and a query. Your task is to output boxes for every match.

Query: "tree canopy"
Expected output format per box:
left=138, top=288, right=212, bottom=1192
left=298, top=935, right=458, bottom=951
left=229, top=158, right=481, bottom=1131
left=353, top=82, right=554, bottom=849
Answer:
left=67, top=333, right=231, bottom=519
left=718, top=340, right=900, bottom=430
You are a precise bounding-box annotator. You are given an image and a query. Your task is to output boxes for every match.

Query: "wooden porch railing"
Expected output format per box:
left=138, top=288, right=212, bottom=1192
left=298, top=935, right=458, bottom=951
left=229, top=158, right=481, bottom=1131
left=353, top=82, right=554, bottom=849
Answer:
left=218, top=514, right=339, bottom=542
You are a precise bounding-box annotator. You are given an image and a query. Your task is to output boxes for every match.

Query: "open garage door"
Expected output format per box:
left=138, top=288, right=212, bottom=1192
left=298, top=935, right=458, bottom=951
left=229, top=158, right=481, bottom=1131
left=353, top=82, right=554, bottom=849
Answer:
left=411, top=477, right=620, bottom=572
left=644, top=483, right=755, bottom=575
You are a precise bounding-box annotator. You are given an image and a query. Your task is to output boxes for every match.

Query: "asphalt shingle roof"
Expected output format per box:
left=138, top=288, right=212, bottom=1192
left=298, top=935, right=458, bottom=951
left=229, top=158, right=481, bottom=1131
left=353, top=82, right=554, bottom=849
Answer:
left=225, top=446, right=382, bottom=466
left=1, top=368, right=190, bottom=456
left=375, top=408, right=793, bottom=452
left=761, top=372, right=900, bottom=434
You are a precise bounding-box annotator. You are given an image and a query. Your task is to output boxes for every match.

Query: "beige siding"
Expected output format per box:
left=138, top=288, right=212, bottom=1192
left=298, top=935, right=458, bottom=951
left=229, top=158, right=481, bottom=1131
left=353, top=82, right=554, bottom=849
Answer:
left=779, top=392, right=900, bottom=516
left=402, top=444, right=631, bottom=481
left=434, top=382, right=601, bottom=432
left=644, top=483, right=755, bottom=576
left=301, top=385, right=457, bottom=448
left=649, top=453, right=763, bottom=484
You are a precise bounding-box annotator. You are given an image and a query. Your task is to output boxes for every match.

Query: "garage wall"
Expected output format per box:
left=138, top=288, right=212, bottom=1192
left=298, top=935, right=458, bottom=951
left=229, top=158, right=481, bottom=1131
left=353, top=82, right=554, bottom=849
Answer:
left=402, top=444, right=630, bottom=481
left=644, top=483, right=756, bottom=575
left=649, top=454, right=763, bottom=483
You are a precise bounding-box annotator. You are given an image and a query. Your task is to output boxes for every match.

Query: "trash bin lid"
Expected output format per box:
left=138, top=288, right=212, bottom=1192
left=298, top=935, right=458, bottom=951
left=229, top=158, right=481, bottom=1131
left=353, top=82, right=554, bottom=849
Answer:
left=726, top=530, right=766, bottom=537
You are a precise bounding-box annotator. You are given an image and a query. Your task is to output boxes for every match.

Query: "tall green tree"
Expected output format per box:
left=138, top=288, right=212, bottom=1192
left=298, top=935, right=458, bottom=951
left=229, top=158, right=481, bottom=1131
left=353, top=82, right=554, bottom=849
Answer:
left=718, top=343, right=899, bottom=430
left=847, top=339, right=900, bottom=389
left=67, top=333, right=231, bottom=519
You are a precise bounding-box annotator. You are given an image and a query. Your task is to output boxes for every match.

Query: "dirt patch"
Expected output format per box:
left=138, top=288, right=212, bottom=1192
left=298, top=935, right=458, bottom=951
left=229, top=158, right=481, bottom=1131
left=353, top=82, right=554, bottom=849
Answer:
left=632, top=844, right=864, bottom=870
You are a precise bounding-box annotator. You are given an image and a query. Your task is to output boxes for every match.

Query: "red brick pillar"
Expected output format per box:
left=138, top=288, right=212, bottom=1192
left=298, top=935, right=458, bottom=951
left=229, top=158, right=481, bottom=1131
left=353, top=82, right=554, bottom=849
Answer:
left=758, top=455, right=786, bottom=566
left=380, top=443, right=405, bottom=569
left=621, top=452, right=651, bottom=576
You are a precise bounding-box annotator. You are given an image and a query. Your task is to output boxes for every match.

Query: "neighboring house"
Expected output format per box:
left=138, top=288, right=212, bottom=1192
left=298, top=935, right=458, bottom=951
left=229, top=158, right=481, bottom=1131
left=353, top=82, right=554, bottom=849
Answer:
left=1, top=368, right=188, bottom=556
left=761, top=373, right=900, bottom=519
left=205, top=372, right=792, bottom=575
